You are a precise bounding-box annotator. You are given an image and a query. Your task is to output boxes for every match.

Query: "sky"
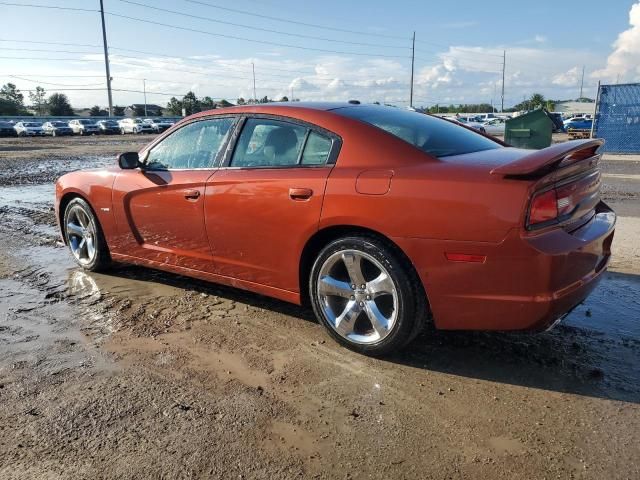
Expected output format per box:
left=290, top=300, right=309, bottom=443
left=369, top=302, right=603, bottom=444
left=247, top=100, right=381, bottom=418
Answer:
left=0, top=0, right=639, bottom=110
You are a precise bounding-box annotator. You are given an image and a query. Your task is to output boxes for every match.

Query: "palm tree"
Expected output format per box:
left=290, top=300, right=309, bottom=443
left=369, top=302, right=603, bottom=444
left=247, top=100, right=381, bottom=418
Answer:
left=529, top=93, right=546, bottom=109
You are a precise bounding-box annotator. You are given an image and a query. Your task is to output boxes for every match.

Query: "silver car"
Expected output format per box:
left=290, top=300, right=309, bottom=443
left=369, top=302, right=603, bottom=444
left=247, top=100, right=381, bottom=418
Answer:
left=69, top=119, right=100, bottom=135
left=14, top=121, right=45, bottom=136
left=42, top=121, right=73, bottom=136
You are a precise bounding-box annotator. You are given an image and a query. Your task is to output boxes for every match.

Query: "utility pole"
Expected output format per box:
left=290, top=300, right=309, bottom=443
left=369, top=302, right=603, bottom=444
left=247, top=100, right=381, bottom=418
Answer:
left=590, top=80, right=600, bottom=139
left=99, top=0, right=113, bottom=117
left=143, top=79, right=147, bottom=116
left=252, top=62, right=257, bottom=103
left=409, top=31, right=415, bottom=108
left=501, top=50, right=506, bottom=112
left=579, top=65, right=585, bottom=99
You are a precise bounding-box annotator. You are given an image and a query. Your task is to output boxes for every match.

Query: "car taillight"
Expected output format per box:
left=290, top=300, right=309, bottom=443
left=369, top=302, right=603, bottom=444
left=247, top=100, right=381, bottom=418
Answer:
left=527, top=184, right=581, bottom=228
left=528, top=189, right=558, bottom=226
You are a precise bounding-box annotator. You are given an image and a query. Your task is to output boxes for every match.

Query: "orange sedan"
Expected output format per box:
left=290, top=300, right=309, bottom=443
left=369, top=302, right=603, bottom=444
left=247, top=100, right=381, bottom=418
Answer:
left=55, top=103, right=615, bottom=355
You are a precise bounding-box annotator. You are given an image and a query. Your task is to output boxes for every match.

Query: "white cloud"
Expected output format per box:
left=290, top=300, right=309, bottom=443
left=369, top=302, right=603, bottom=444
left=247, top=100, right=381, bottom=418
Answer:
left=591, top=1, right=640, bottom=82
left=441, top=21, right=478, bottom=29
left=0, top=36, right=615, bottom=109
left=552, top=66, right=580, bottom=86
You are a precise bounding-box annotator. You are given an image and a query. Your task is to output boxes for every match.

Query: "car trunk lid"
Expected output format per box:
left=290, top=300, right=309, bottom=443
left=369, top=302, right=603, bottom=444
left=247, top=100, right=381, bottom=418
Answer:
left=489, top=139, right=604, bottom=231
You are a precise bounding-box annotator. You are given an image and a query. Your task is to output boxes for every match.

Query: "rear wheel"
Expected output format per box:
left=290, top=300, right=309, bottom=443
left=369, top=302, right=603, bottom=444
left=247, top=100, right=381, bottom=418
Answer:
left=310, top=235, right=426, bottom=356
left=121, top=128, right=126, bottom=135
left=63, top=198, right=110, bottom=272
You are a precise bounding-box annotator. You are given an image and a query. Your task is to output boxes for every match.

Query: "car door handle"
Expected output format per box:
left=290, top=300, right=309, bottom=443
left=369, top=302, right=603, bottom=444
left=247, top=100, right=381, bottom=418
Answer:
left=289, top=187, right=313, bottom=201
left=183, top=189, right=201, bottom=200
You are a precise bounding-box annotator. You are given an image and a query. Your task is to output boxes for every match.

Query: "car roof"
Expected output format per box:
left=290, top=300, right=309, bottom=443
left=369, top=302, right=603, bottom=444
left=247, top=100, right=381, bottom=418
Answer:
left=193, top=102, right=362, bottom=117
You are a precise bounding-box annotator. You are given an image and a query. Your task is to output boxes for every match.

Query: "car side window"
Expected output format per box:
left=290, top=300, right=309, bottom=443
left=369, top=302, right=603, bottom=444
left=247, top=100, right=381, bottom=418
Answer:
left=301, top=131, right=333, bottom=165
left=146, top=117, right=234, bottom=170
left=231, top=118, right=307, bottom=168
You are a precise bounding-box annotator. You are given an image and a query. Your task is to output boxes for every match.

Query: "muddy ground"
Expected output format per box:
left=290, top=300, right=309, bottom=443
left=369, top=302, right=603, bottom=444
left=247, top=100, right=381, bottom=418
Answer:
left=0, top=134, right=639, bottom=479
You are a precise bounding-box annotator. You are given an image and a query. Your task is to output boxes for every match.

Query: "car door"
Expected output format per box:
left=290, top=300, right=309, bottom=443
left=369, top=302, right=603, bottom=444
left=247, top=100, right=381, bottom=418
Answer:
left=111, top=116, right=237, bottom=271
left=204, top=116, right=340, bottom=293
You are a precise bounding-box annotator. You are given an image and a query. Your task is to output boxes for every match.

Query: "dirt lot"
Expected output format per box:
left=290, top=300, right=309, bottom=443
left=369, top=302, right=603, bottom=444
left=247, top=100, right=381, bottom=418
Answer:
left=0, top=134, right=639, bottom=479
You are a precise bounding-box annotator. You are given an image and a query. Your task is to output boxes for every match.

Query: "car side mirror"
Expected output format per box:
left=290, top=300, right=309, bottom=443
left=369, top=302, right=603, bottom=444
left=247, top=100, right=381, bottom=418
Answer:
left=118, top=152, right=140, bottom=169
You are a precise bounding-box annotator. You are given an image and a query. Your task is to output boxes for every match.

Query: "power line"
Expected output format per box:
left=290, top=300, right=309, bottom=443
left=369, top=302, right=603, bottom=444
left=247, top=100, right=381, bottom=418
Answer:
left=184, top=0, right=409, bottom=41
left=1, top=1, right=409, bottom=59
left=0, top=46, right=100, bottom=55
left=0, top=2, right=97, bottom=13
left=105, top=11, right=411, bottom=59
left=9, top=74, right=106, bottom=78
left=0, top=56, right=100, bottom=61
left=115, top=0, right=409, bottom=50
left=9, top=75, right=105, bottom=87
left=0, top=38, right=102, bottom=49
left=1, top=42, right=408, bottom=84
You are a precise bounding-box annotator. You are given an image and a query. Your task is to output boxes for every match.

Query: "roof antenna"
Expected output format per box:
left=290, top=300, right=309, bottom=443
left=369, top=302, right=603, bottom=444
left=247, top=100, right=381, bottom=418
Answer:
left=348, top=99, right=361, bottom=105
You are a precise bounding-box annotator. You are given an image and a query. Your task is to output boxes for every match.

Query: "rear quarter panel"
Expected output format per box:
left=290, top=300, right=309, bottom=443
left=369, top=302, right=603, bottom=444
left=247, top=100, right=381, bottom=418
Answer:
left=320, top=133, right=530, bottom=243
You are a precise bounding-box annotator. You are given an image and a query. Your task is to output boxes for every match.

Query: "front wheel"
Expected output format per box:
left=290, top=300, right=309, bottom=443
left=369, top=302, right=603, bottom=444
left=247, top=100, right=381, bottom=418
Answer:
left=309, top=235, right=426, bottom=356
left=63, top=198, right=110, bottom=271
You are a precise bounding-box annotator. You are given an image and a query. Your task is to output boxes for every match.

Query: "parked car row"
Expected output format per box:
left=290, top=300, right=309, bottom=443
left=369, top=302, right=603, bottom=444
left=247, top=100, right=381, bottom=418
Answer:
left=444, top=115, right=509, bottom=136
left=0, top=118, right=179, bottom=137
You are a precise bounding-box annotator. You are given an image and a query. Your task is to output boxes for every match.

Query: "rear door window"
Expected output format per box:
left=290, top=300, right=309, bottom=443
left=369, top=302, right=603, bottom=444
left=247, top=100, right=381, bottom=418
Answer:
left=231, top=118, right=307, bottom=167
left=301, top=131, right=333, bottom=165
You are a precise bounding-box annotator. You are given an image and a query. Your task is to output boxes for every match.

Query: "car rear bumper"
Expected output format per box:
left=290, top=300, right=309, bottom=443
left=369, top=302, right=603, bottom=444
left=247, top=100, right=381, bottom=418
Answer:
left=394, top=201, right=615, bottom=331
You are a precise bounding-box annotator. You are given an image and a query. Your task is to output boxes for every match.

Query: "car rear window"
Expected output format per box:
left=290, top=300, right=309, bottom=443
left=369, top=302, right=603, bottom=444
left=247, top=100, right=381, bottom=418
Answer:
left=335, top=105, right=501, bottom=158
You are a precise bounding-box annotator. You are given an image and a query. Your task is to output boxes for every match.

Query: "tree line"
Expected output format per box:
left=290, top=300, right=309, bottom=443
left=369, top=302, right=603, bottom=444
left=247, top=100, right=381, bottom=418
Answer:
left=425, top=93, right=596, bottom=115
left=165, top=92, right=292, bottom=116
left=1, top=83, right=74, bottom=116
left=0, top=83, right=130, bottom=117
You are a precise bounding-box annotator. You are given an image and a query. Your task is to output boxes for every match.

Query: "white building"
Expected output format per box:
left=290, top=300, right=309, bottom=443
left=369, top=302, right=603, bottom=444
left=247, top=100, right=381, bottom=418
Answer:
left=553, top=101, right=596, bottom=115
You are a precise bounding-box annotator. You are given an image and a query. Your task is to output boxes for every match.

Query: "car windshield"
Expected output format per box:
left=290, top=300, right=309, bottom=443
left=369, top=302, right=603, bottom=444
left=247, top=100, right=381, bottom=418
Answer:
left=336, top=105, right=501, bottom=158
left=0, top=121, right=12, bottom=127
left=24, top=122, right=41, bottom=127
left=133, top=119, right=142, bottom=123
left=79, top=119, right=95, bottom=125
left=103, top=120, right=118, bottom=126
left=52, top=122, right=67, bottom=127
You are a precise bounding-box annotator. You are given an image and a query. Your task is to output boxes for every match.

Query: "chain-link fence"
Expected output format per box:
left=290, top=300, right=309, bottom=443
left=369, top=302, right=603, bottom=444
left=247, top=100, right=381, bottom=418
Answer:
left=593, top=83, right=640, bottom=154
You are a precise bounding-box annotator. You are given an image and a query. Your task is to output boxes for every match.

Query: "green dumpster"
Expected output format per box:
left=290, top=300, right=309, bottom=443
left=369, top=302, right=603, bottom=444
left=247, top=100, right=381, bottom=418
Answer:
left=504, top=109, right=553, bottom=149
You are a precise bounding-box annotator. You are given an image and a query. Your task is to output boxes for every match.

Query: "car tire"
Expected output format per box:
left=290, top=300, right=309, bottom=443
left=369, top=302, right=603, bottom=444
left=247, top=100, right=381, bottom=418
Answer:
left=63, top=198, right=110, bottom=272
left=309, top=235, right=427, bottom=356
left=121, top=128, right=126, bottom=135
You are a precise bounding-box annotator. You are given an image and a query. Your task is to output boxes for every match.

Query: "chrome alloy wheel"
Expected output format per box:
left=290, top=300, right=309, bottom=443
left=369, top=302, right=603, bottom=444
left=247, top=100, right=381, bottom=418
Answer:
left=317, top=249, right=398, bottom=345
left=65, top=205, right=97, bottom=266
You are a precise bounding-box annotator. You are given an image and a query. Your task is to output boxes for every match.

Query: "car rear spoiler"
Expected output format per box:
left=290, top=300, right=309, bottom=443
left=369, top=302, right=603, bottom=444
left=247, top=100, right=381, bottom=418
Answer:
left=490, top=139, right=604, bottom=177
